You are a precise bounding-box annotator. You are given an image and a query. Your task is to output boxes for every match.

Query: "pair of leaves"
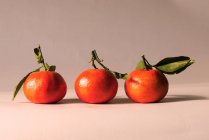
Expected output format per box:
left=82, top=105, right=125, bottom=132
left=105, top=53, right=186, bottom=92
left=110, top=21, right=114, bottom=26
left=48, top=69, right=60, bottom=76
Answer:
left=136, top=56, right=194, bottom=74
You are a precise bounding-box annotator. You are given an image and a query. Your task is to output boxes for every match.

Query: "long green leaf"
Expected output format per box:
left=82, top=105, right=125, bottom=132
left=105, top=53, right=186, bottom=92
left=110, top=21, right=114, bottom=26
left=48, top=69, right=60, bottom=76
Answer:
left=154, top=56, right=194, bottom=74
left=12, top=67, right=42, bottom=100
left=155, top=56, right=190, bottom=66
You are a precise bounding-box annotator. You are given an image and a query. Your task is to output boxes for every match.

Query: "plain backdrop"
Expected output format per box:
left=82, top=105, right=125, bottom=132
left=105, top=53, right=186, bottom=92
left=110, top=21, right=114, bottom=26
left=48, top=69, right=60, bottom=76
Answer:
left=1, top=2, right=209, bottom=140
left=0, top=0, right=209, bottom=92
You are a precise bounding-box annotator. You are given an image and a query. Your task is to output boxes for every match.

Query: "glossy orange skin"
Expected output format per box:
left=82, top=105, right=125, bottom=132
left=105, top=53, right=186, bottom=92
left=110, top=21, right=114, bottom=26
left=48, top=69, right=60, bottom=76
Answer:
left=23, top=71, right=67, bottom=104
left=74, top=69, right=118, bottom=104
left=125, top=69, right=168, bottom=103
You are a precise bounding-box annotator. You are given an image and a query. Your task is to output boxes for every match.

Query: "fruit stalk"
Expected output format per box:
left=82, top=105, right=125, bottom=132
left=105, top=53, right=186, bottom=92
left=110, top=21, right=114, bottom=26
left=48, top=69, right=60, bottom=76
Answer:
left=90, top=50, right=128, bottom=80
left=142, top=55, right=152, bottom=70
left=38, top=46, right=47, bottom=71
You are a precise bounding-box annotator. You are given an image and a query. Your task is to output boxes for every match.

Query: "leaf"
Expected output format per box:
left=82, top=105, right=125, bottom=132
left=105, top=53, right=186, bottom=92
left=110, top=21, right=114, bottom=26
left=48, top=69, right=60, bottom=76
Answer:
left=49, top=65, right=56, bottom=71
left=135, top=60, right=146, bottom=70
left=154, top=56, right=194, bottom=74
left=113, top=72, right=129, bottom=80
left=34, top=46, right=44, bottom=64
left=172, top=60, right=194, bottom=74
left=13, top=67, right=42, bottom=100
left=155, top=56, right=190, bottom=66
left=44, top=63, right=56, bottom=71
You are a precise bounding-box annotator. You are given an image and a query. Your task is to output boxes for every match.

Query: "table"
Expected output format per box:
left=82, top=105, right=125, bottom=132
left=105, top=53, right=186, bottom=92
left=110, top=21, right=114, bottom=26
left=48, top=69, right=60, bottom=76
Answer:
left=0, top=83, right=209, bottom=140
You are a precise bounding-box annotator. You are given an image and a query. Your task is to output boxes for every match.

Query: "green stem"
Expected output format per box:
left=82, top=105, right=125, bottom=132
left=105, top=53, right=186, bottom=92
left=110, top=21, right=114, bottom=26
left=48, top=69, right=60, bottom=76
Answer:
left=142, top=55, right=152, bottom=70
left=91, top=50, right=109, bottom=70
left=92, top=60, right=97, bottom=69
left=90, top=52, right=97, bottom=69
left=38, top=46, right=47, bottom=71
left=90, top=50, right=128, bottom=79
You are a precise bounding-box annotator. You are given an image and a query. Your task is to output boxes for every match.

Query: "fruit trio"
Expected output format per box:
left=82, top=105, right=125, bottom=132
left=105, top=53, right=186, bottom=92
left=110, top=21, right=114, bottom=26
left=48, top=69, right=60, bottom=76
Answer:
left=13, top=46, right=194, bottom=104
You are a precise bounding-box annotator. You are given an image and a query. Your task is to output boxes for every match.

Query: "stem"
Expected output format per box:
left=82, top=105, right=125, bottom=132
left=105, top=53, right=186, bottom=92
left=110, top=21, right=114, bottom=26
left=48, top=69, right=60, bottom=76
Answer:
left=38, top=46, right=47, bottom=71
left=90, top=50, right=97, bottom=69
left=90, top=50, right=128, bottom=79
left=92, top=60, right=97, bottom=69
left=91, top=50, right=109, bottom=70
left=142, top=55, right=152, bottom=70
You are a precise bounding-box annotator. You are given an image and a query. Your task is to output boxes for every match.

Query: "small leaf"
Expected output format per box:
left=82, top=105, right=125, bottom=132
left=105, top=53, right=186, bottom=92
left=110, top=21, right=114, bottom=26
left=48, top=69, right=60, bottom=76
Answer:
left=154, top=56, right=194, bottom=74
left=49, top=65, right=56, bottom=71
left=34, top=46, right=44, bottom=64
left=122, top=74, right=130, bottom=80
left=113, top=72, right=129, bottom=80
left=44, top=63, right=56, bottom=71
left=13, top=67, right=42, bottom=100
left=135, top=60, right=146, bottom=70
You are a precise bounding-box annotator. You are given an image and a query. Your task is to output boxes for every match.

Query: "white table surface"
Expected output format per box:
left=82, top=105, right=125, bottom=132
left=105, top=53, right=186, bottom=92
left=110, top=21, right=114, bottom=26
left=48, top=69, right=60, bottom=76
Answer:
left=0, top=83, right=209, bottom=140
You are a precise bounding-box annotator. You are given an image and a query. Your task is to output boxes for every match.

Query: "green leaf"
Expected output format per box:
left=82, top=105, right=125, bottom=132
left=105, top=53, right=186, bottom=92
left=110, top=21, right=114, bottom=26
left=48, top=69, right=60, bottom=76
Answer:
left=113, top=72, right=129, bottom=80
left=135, top=60, right=146, bottom=70
left=13, top=67, right=42, bottom=100
left=49, top=65, right=56, bottom=71
left=155, top=56, right=190, bottom=66
left=44, top=63, right=56, bottom=71
left=172, top=60, right=194, bottom=74
left=34, top=46, right=44, bottom=64
left=154, top=56, right=194, bottom=74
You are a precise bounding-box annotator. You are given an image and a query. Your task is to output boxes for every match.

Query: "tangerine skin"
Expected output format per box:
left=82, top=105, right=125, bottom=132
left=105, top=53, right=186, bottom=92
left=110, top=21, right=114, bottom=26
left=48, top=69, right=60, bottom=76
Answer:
left=74, top=69, right=118, bottom=104
left=125, top=69, right=169, bottom=103
left=23, top=71, right=67, bottom=104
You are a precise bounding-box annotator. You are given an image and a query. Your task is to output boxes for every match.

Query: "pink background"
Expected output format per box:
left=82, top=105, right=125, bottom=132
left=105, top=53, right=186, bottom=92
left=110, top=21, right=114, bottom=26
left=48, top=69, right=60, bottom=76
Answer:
left=0, top=1, right=209, bottom=140
left=0, top=0, right=209, bottom=91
